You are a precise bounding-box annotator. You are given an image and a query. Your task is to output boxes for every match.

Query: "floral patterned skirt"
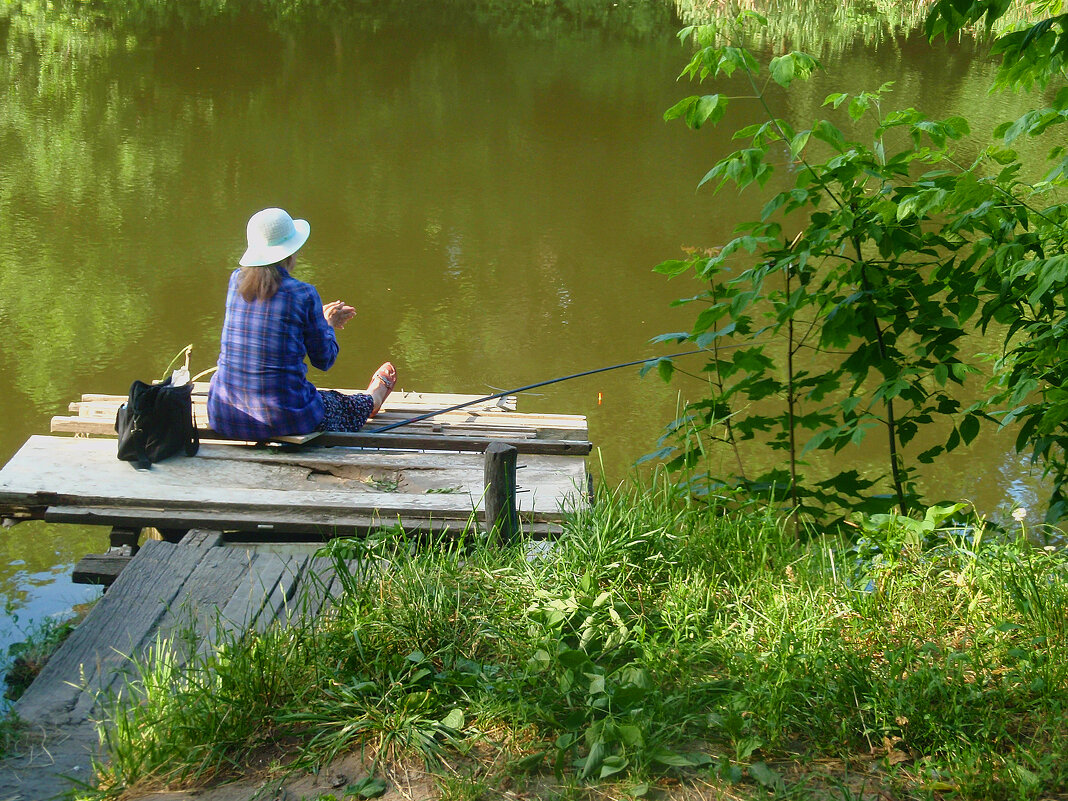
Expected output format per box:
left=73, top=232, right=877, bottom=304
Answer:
left=317, top=389, right=375, bottom=432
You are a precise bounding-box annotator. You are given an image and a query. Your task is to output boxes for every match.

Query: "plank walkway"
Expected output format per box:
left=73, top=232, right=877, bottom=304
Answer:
left=0, top=532, right=346, bottom=800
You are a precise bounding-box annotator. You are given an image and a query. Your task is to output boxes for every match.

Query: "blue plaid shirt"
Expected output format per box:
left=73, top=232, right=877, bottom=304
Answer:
left=207, top=267, right=338, bottom=439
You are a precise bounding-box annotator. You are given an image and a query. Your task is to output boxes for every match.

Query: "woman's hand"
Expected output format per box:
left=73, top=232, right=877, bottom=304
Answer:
left=323, top=300, right=357, bottom=329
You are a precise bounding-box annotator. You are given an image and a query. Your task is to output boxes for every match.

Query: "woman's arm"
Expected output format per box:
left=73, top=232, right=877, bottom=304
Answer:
left=303, top=286, right=340, bottom=371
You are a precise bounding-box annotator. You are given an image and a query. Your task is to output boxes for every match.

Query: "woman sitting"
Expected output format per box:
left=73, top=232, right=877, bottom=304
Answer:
left=207, top=207, right=396, bottom=440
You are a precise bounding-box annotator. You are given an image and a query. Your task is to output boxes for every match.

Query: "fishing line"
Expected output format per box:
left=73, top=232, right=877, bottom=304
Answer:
left=367, top=346, right=731, bottom=434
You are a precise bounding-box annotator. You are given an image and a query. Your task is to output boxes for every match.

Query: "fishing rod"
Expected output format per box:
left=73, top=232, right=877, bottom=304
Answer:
left=367, top=347, right=717, bottom=434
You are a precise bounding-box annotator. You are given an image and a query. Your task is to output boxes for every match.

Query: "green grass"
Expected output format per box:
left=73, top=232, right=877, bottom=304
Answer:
left=84, top=476, right=1068, bottom=799
left=4, top=610, right=85, bottom=702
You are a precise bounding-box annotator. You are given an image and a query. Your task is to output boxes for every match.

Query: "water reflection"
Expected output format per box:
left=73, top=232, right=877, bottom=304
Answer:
left=0, top=0, right=1059, bottom=676
left=0, top=523, right=104, bottom=687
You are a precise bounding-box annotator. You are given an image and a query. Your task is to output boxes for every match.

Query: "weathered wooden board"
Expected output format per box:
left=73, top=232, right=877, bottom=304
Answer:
left=313, top=431, right=591, bottom=454
left=18, top=537, right=346, bottom=727
left=16, top=539, right=207, bottom=725
left=190, top=549, right=307, bottom=660
left=73, top=387, right=518, bottom=413
left=46, top=505, right=563, bottom=537
left=0, top=437, right=586, bottom=525
left=72, top=552, right=132, bottom=586
left=67, top=404, right=579, bottom=431
left=17, top=534, right=376, bottom=728
left=53, top=410, right=586, bottom=442
left=49, top=417, right=593, bottom=454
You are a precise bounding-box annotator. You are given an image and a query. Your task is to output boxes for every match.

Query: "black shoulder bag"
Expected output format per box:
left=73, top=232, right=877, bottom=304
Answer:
left=115, top=377, right=200, bottom=470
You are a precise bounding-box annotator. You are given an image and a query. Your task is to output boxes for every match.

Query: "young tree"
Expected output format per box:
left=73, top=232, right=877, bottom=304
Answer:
left=657, top=7, right=1068, bottom=523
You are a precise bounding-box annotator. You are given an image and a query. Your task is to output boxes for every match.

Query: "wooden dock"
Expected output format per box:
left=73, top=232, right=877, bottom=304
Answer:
left=0, top=385, right=591, bottom=539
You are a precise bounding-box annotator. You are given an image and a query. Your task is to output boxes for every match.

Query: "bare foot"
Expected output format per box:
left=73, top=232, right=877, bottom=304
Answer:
left=366, top=362, right=397, bottom=416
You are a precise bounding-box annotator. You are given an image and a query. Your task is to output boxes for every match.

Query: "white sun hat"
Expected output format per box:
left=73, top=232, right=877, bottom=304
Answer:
left=239, top=207, right=311, bottom=267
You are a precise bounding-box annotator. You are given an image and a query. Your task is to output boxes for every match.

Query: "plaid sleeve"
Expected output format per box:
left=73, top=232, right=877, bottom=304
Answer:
left=301, top=283, right=339, bottom=371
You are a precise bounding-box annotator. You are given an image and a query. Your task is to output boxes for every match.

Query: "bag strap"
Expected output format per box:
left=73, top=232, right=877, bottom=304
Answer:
left=187, top=401, right=201, bottom=456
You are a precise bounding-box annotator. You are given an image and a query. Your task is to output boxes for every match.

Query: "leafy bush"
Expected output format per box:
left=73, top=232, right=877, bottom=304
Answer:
left=655, top=7, right=1068, bottom=523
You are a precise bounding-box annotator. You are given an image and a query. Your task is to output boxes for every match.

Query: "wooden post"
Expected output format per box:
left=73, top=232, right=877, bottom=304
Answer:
left=484, top=442, right=518, bottom=542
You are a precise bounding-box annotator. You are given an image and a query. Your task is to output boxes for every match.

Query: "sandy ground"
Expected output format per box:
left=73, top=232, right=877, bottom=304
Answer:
left=0, top=726, right=894, bottom=801
left=119, top=754, right=439, bottom=801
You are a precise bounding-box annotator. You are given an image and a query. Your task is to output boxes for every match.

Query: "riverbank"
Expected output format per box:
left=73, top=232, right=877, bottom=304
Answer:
left=62, top=478, right=1067, bottom=801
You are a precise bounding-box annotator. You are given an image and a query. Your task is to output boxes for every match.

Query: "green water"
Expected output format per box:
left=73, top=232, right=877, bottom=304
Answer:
left=0, top=1, right=1052, bottom=665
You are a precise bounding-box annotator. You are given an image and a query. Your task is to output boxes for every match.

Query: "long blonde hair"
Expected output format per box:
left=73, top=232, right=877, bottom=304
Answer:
left=237, top=254, right=292, bottom=302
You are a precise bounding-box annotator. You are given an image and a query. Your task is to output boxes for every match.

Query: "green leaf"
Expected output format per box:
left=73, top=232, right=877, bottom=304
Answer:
left=692, top=305, right=728, bottom=334
left=614, top=723, right=644, bottom=747
left=650, top=748, right=704, bottom=767
left=789, top=130, right=811, bottom=159
left=811, top=119, right=846, bottom=152
left=923, top=503, right=968, bottom=528
left=768, top=52, right=817, bottom=88
left=346, top=776, right=388, bottom=799
left=658, top=359, right=675, bottom=383
left=960, top=414, right=980, bottom=445
left=526, top=648, right=551, bottom=672
left=649, top=332, right=689, bottom=344
left=654, top=259, right=691, bottom=277
left=558, top=649, right=590, bottom=669
left=769, top=54, right=795, bottom=87
left=599, top=755, right=629, bottom=779
left=848, top=95, right=870, bottom=121
left=748, top=762, right=783, bottom=790
left=579, top=739, right=606, bottom=779
left=688, top=94, right=728, bottom=129
left=917, top=445, right=944, bottom=464
left=663, top=96, right=696, bottom=123
left=946, top=427, right=961, bottom=452
left=440, top=708, right=465, bottom=731
left=1015, top=764, right=1040, bottom=787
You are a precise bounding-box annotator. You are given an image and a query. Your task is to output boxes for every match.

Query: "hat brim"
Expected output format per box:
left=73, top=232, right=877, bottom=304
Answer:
left=239, top=219, right=311, bottom=267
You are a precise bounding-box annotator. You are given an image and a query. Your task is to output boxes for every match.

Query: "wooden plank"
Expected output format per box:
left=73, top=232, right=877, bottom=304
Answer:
left=253, top=552, right=313, bottom=632
left=51, top=416, right=324, bottom=443
left=190, top=447, right=573, bottom=467
left=16, top=540, right=209, bottom=725
left=194, top=447, right=585, bottom=493
left=287, top=556, right=342, bottom=622
left=0, top=438, right=586, bottom=521
left=68, top=404, right=583, bottom=433
left=46, top=506, right=563, bottom=538
left=45, top=505, right=478, bottom=533
left=109, top=525, right=141, bottom=551
left=73, top=388, right=518, bottom=413
left=197, top=551, right=306, bottom=656
left=71, top=401, right=580, bottom=429
left=121, top=546, right=261, bottom=680
left=53, top=410, right=585, bottom=441
left=181, top=529, right=226, bottom=548
left=68, top=545, right=262, bottom=720
left=52, top=416, right=542, bottom=442
left=72, top=552, right=132, bottom=586
left=314, top=432, right=591, bottom=454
